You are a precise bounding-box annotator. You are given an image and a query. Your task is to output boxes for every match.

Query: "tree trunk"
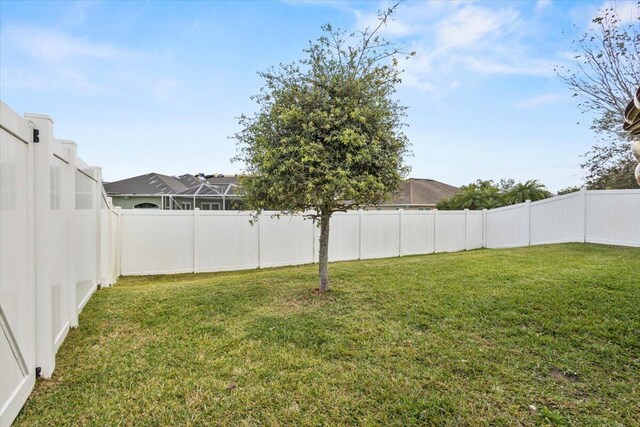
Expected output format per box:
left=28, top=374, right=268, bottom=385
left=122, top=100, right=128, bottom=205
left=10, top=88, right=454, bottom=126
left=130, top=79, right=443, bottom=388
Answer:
left=318, top=212, right=331, bottom=293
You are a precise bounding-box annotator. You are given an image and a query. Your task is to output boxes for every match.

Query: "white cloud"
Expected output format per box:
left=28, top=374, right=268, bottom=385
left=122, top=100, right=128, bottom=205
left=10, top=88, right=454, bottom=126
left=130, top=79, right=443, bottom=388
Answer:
left=349, top=2, right=556, bottom=95
left=281, top=0, right=353, bottom=12
left=435, top=5, right=520, bottom=50
left=59, top=1, right=97, bottom=27
left=535, top=0, right=552, bottom=13
left=0, top=25, right=156, bottom=95
left=152, top=80, right=179, bottom=101
left=601, top=1, right=639, bottom=24
left=463, top=56, right=553, bottom=77
left=353, top=8, right=415, bottom=37
left=516, top=93, right=564, bottom=108
left=2, top=26, right=142, bottom=64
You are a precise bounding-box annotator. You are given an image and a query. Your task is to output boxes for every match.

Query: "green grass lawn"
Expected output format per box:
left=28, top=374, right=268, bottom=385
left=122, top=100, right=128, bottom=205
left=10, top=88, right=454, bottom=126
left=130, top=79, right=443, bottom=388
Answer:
left=15, top=244, right=640, bottom=426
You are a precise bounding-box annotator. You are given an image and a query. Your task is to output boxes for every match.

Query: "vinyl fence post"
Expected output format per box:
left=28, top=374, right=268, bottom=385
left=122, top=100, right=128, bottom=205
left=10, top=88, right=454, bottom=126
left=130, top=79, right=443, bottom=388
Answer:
left=358, top=209, right=363, bottom=260
left=433, top=209, right=438, bottom=253
left=311, top=214, right=317, bottom=263
left=257, top=212, right=263, bottom=268
left=482, top=209, right=487, bottom=248
left=115, top=206, right=122, bottom=278
left=27, top=112, right=55, bottom=378
left=580, top=187, right=587, bottom=243
left=193, top=208, right=199, bottom=273
left=398, top=209, right=404, bottom=257
left=526, top=199, right=531, bottom=246
left=464, top=208, right=469, bottom=251
left=94, top=167, right=102, bottom=286
left=62, top=141, right=78, bottom=328
left=106, top=196, right=114, bottom=285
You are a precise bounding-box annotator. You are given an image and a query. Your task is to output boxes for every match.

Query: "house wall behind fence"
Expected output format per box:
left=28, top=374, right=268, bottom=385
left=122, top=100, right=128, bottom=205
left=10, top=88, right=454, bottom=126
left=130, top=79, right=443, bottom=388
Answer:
left=0, top=102, right=118, bottom=427
left=118, top=188, right=640, bottom=276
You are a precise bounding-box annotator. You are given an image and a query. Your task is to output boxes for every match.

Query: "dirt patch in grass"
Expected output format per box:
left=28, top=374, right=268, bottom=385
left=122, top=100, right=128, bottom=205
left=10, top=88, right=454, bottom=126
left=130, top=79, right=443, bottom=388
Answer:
left=550, top=368, right=580, bottom=383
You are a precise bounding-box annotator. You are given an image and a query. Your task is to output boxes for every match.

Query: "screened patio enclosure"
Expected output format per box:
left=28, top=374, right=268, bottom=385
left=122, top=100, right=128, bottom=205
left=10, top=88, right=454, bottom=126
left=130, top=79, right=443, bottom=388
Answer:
left=161, top=181, right=241, bottom=210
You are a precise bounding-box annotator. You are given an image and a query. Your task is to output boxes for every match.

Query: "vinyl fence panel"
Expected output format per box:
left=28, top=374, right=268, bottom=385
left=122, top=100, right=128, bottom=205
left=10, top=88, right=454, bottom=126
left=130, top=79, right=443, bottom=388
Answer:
left=529, top=192, right=583, bottom=245
left=586, top=190, right=640, bottom=247
left=401, top=211, right=435, bottom=255
left=74, top=172, right=98, bottom=312
left=259, top=212, right=315, bottom=268
left=435, top=211, right=467, bottom=253
left=360, top=211, right=400, bottom=259
left=120, top=210, right=194, bottom=275
left=466, top=211, right=484, bottom=250
left=324, top=211, right=361, bottom=262
left=196, top=211, right=259, bottom=272
left=486, top=204, right=530, bottom=248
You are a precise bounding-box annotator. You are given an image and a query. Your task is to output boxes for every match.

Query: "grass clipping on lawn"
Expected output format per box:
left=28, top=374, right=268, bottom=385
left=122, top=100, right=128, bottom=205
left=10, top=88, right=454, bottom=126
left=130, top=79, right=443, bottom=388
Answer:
left=15, top=243, right=640, bottom=426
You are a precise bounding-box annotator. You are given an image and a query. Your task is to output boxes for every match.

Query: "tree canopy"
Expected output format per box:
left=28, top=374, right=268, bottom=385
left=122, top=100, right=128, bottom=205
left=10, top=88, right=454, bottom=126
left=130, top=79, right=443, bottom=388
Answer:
left=436, top=179, right=552, bottom=210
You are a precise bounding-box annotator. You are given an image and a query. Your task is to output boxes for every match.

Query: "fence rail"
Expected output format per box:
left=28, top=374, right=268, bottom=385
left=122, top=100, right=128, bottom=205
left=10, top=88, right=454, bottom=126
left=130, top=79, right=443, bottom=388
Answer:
left=2, top=102, right=640, bottom=427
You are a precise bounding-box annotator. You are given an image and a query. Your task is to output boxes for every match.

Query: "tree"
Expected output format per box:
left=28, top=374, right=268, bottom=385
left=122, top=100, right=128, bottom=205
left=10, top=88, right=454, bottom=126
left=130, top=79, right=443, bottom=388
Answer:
left=557, top=185, right=581, bottom=195
left=503, top=180, right=552, bottom=204
left=436, top=179, right=552, bottom=210
left=436, top=180, right=504, bottom=210
left=555, top=3, right=640, bottom=189
left=233, top=5, right=412, bottom=293
left=583, top=148, right=639, bottom=189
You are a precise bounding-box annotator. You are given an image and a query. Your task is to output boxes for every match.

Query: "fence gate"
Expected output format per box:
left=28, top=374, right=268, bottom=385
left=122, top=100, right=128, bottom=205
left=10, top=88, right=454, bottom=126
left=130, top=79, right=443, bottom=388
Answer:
left=1, top=103, right=37, bottom=427
left=1, top=101, right=117, bottom=427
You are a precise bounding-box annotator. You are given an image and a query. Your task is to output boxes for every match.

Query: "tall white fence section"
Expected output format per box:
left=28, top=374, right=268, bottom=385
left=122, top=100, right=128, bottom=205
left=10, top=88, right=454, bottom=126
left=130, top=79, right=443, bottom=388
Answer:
left=119, top=188, right=639, bottom=276
left=1, top=100, right=639, bottom=427
left=0, top=102, right=119, bottom=427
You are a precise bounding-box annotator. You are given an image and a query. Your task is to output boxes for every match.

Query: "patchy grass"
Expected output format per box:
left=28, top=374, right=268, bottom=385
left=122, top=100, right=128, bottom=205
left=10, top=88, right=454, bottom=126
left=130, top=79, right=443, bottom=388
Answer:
left=15, top=244, right=640, bottom=426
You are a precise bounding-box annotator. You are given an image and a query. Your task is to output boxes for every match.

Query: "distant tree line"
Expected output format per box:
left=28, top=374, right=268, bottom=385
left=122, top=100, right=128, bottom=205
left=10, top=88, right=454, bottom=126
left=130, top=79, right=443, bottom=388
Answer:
left=436, top=179, right=552, bottom=210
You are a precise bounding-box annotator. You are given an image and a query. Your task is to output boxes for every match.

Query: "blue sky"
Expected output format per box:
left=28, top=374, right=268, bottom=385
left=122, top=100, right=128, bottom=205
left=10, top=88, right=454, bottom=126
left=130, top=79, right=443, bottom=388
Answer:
left=1, top=0, right=634, bottom=191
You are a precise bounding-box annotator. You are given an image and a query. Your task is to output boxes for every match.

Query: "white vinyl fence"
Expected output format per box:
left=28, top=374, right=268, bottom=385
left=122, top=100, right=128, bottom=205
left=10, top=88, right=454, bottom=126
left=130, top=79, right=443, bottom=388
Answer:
left=119, top=188, right=639, bottom=276
left=0, top=102, right=119, bottom=427
left=1, top=102, right=640, bottom=427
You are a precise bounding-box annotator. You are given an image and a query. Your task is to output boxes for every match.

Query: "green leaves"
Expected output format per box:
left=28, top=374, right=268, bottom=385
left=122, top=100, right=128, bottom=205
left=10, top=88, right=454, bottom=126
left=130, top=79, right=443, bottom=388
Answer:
left=233, top=14, right=411, bottom=219
left=436, top=179, right=552, bottom=210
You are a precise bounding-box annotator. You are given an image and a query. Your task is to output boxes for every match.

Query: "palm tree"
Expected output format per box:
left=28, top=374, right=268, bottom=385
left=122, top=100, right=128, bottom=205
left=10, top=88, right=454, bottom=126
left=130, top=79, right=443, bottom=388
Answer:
left=503, top=180, right=552, bottom=205
left=437, top=180, right=505, bottom=210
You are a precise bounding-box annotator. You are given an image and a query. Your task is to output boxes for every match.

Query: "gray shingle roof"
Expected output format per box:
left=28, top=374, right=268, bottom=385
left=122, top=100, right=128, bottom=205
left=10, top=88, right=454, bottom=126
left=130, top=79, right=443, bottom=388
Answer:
left=383, top=179, right=460, bottom=207
left=105, top=173, right=455, bottom=206
left=104, top=173, right=188, bottom=195
left=105, top=173, right=241, bottom=197
left=176, top=174, right=202, bottom=188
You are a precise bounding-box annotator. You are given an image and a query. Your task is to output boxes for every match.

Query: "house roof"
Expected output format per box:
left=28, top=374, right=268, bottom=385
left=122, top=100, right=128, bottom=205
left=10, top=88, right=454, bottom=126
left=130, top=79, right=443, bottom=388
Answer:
left=176, top=174, right=202, bottom=188
left=105, top=173, right=241, bottom=196
left=105, top=173, right=455, bottom=206
left=175, top=182, right=239, bottom=196
left=383, top=178, right=460, bottom=207
left=103, top=173, right=188, bottom=195
left=176, top=174, right=240, bottom=187
left=203, top=175, right=240, bottom=186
